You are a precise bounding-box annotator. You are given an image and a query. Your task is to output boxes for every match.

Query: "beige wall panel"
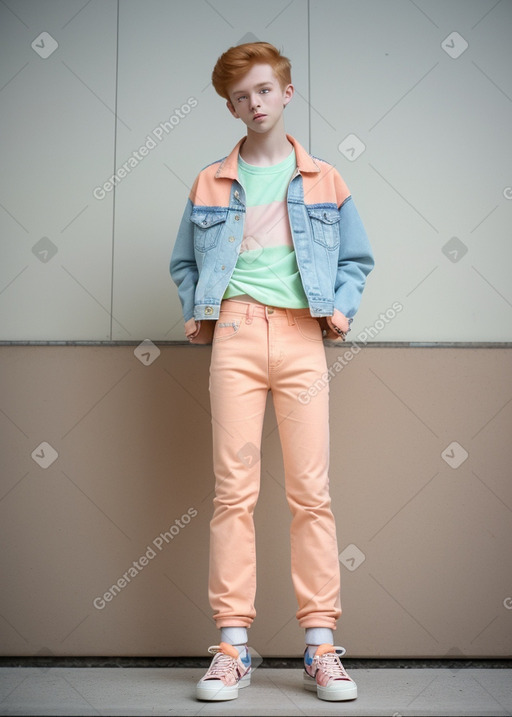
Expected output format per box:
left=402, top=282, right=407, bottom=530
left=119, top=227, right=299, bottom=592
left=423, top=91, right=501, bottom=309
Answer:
left=0, top=345, right=510, bottom=657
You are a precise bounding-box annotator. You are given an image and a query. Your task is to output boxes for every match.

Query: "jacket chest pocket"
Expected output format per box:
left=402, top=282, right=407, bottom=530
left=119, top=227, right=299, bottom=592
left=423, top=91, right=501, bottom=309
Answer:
left=191, top=209, right=228, bottom=252
left=306, top=206, right=340, bottom=250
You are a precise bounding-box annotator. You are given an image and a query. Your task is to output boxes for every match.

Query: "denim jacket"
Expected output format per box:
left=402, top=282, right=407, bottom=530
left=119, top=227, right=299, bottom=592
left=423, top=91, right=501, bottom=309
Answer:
left=170, top=135, right=374, bottom=324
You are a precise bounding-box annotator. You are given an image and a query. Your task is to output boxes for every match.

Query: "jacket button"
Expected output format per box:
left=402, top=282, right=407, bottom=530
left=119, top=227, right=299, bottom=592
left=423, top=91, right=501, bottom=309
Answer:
left=234, top=215, right=240, bottom=221
left=204, top=306, right=213, bottom=315
left=234, top=190, right=239, bottom=199
left=221, top=265, right=225, bottom=270
left=228, top=236, right=235, bottom=242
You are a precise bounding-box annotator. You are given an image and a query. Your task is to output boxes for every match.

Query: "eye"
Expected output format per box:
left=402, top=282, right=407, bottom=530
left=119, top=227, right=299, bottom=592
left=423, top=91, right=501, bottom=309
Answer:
left=260, top=88, right=270, bottom=94
left=236, top=95, right=247, bottom=102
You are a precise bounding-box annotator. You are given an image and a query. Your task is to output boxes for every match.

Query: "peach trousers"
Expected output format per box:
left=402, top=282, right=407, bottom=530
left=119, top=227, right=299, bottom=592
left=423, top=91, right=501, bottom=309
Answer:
left=208, top=298, right=341, bottom=630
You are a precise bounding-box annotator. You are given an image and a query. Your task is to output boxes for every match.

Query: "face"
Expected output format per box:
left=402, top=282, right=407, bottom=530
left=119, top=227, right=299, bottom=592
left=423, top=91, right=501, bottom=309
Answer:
left=226, top=63, right=293, bottom=133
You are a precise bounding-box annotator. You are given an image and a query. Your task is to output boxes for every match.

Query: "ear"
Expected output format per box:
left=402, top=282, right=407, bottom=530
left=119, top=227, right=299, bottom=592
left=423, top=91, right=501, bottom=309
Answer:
left=282, top=83, right=294, bottom=108
left=226, top=100, right=239, bottom=119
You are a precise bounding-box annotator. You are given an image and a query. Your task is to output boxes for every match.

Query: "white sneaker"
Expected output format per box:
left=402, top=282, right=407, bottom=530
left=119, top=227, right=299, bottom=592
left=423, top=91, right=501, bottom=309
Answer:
left=303, top=644, right=357, bottom=701
left=196, top=642, right=251, bottom=701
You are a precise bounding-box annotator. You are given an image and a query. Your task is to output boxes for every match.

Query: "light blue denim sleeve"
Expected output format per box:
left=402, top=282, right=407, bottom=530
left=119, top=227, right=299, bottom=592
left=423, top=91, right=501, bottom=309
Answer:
left=170, top=198, right=198, bottom=322
left=335, top=197, right=375, bottom=318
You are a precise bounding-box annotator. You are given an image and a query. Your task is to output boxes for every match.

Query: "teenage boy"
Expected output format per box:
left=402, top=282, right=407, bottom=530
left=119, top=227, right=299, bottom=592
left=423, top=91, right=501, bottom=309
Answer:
left=170, top=42, right=374, bottom=702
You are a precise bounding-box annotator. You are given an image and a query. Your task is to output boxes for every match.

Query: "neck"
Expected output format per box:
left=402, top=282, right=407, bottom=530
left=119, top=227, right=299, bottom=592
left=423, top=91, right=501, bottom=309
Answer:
left=239, top=120, right=292, bottom=166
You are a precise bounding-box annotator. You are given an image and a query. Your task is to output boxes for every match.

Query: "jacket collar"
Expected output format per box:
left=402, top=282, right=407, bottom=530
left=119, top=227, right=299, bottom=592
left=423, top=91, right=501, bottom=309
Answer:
left=214, top=134, right=321, bottom=180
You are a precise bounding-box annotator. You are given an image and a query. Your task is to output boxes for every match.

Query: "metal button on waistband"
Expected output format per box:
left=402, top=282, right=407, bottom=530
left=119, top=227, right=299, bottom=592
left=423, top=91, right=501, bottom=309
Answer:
left=267, top=307, right=274, bottom=314
left=204, top=306, right=213, bottom=315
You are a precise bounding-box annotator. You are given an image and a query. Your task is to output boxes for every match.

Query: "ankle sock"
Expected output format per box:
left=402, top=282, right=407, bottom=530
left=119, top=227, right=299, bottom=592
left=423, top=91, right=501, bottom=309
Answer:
left=220, top=626, right=248, bottom=647
left=305, top=627, right=334, bottom=647
left=305, top=627, right=334, bottom=662
left=220, top=627, right=250, bottom=662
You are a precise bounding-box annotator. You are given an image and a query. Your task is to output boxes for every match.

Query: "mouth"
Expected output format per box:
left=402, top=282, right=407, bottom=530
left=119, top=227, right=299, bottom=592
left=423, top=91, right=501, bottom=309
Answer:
left=253, top=114, right=266, bottom=120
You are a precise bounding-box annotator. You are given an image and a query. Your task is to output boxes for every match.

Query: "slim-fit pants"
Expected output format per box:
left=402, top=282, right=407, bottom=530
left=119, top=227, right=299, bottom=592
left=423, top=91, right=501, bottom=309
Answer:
left=208, top=298, right=341, bottom=630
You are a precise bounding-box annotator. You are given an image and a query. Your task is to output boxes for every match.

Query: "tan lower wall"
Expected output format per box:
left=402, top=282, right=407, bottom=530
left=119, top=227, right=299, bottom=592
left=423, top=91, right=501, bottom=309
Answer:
left=0, top=345, right=510, bottom=658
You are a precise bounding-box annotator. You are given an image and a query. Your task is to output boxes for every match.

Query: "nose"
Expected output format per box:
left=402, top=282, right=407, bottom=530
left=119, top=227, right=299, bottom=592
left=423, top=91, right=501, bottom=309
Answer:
left=249, top=93, right=261, bottom=110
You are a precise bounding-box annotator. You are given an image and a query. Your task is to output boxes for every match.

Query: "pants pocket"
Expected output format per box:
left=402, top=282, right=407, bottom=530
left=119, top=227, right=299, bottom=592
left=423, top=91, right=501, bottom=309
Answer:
left=213, top=316, right=244, bottom=342
left=294, top=317, right=323, bottom=342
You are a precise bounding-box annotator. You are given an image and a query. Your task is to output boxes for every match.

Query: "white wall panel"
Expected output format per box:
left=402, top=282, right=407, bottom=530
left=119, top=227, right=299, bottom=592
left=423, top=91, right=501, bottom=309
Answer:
left=0, top=0, right=118, bottom=340
left=112, top=0, right=309, bottom=340
left=2, top=0, right=510, bottom=342
left=309, top=0, right=512, bottom=342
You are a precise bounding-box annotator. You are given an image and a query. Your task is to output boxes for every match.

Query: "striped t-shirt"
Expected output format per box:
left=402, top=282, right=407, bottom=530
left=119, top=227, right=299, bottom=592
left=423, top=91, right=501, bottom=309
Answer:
left=223, top=149, right=309, bottom=308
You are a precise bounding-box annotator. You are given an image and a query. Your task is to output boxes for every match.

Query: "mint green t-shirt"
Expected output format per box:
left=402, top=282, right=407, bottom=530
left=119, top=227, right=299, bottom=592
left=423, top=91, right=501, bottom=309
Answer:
left=223, top=149, right=309, bottom=308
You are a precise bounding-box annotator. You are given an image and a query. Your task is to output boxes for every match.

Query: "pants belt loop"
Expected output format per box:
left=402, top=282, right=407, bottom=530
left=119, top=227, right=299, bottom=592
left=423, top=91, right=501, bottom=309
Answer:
left=246, top=302, right=254, bottom=324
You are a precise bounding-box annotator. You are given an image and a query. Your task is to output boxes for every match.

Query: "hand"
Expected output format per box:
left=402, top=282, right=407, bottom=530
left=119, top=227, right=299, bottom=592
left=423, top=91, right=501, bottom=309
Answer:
left=184, top=317, right=199, bottom=340
left=326, top=309, right=350, bottom=341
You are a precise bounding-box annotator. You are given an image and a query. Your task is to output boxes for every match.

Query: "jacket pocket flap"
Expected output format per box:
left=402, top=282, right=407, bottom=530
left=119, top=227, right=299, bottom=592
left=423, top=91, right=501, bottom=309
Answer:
left=190, top=209, right=228, bottom=229
left=306, top=207, right=340, bottom=224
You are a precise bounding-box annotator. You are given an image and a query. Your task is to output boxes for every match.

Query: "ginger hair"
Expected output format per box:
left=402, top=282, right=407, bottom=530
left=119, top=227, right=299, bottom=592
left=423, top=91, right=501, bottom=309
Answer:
left=211, top=42, right=292, bottom=101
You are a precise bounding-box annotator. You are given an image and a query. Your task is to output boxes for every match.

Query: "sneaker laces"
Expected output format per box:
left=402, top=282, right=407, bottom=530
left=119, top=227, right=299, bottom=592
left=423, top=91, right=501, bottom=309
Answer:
left=204, top=646, right=238, bottom=680
left=314, top=650, right=351, bottom=680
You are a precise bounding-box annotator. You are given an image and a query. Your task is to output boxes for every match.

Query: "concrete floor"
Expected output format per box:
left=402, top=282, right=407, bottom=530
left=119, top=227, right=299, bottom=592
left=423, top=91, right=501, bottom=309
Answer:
left=0, top=666, right=511, bottom=716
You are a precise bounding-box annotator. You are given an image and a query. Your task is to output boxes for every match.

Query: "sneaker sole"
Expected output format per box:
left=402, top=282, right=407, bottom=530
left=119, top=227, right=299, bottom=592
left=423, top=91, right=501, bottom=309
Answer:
left=196, top=672, right=251, bottom=701
left=303, top=671, right=357, bottom=701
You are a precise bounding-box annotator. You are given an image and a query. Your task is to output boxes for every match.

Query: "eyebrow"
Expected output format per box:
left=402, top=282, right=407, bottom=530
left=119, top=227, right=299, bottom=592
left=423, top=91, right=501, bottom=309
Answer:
left=231, top=81, right=274, bottom=96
